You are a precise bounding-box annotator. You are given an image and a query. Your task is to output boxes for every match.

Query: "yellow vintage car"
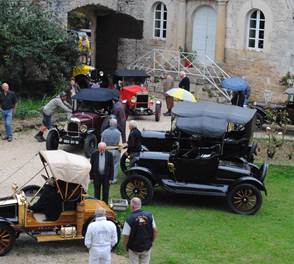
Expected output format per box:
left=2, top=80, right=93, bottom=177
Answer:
left=0, top=150, right=120, bottom=256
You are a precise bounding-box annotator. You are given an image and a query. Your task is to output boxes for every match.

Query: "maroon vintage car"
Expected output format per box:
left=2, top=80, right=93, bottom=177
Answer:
left=46, top=88, right=117, bottom=157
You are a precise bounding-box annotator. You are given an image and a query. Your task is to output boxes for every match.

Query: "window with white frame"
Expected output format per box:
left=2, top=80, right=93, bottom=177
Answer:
left=248, top=9, right=265, bottom=50
left=153, top=2, right=167, bottom=39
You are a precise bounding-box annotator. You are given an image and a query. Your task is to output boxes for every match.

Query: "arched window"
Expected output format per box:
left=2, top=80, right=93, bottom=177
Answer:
left=248, top=9, right=265, bottom=50
left=153, top=2, right=167, bottom=39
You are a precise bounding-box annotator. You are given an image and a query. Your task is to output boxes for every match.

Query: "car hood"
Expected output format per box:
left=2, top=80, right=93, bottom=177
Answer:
left=72, top=111, right=97, bottom=122
left=140, top=151, right=170, bottom=160
left=142, top=130, right=166, bottom=139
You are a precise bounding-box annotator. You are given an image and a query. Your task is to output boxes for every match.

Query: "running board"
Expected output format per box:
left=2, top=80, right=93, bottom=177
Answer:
left=36, top=234, right=83, bottom=242
left=161, top=179, right=228, bottom=197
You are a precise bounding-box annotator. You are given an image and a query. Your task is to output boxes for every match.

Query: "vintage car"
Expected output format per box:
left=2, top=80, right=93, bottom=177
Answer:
left=251, top=87, right=294, bottom=128
left=46, top=88, right=118, bottom=158
left=0, top=150, right=120, bottom=256
left=114, top=69, right=161, bottom=121
left=73, top=64, right=96, bottom=89
left=120, top=102, right=268, bottom=215
left=120, top=101, right=258, bottom=172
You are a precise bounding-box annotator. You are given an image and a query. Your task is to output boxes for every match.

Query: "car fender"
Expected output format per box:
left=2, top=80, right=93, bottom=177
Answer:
left=86, top=129, right=96, bottom=135
left=254, top=106, right=267, bottom=117
left=125, top=166, right=155, bottom=184
left=48, top=127, right=60, bottom=137
left=229, top=177, right=267, bottom=195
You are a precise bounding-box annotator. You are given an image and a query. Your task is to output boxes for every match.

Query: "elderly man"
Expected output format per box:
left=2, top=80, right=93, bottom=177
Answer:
left=85, top=207, right=118, bottom=264
left=122, top=197, right=158, bottom=264
left=0, top=83, right=17, bottom=141
left=124, top=120, right=142, bottom=158
left=179, top=71, right=190, bottom=92
left=90, top=142, right=114, bottom=203
left=101, top=118, right=121, bottom=183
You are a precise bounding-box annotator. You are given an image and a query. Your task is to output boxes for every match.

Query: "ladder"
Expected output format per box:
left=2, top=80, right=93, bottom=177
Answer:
left=128, top=49, right=231, bottom=101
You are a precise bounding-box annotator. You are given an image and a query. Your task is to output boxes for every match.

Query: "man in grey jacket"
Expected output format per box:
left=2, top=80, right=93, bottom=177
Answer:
left=101, top=118, right=121, bottom=183
left=34, top=92, right=72, bottom=142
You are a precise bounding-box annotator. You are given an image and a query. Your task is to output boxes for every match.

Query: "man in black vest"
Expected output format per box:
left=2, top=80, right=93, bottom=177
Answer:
left=89, top=142, right=114, bottom=204
left=179, top=71, right=190, bottom=92
left=122, top=197, right=158, bottom=264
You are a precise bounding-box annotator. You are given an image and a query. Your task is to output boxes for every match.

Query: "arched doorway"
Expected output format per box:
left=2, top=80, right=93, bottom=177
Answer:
left=192, top=6, right=217, bottom=61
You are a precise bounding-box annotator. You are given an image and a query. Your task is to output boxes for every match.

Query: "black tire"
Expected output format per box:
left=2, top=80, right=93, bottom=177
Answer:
left=0, top=223, right=16, bottom=256
left=22, top=185, right=42, bottom=197
left=227, top=183, right=262, bottom=215
left=120, top=175, right=154, bottom=205
left=120, top=153, right=131, bottom=173
left=255, top=113, right=264, bottom=130
left=155, top=103, right=161, bottom=122
left=46, top=130, right=59, bottom=150
left=84, top=134, right=98, bottom=158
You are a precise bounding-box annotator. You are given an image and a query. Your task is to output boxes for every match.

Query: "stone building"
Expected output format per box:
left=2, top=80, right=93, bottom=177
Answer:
left=45, top=0, right=294, bottom=100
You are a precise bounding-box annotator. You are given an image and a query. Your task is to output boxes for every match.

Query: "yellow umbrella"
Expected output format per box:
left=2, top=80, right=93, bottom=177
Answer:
left=72, top=64, right=95, bottom=77
left=166, top=88, right=197, bottom=102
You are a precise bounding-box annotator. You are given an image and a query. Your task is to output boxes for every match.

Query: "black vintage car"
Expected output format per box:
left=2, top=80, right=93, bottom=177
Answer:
left=120, top=101, right=258, bottom=172
left=120, top=102, right=268, bottom=215
left=46, top=88, right=118, bottom=158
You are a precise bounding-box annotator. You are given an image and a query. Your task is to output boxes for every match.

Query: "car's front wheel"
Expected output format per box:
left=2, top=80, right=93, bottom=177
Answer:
left=0, top=223, right=16, bottom=256
left=227, top=183, right=262, bottom=215
left=120, top=175, right=154, bottom=205
left=46, top=130, right=59, bottom=150
left=84, top=134, right=98, bottom=158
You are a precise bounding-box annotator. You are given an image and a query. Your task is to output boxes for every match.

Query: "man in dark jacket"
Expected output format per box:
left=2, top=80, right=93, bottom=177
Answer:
left=179, top=71, right=190, bottom=91
left=122, top=197, right=157, bottom=264
left=0, top=83, right=17, bottom=141
left=29, top=178, right=62, bottom=221
left=90, top=142, right=114, bottom=203
left=125, top=120, right=142, bottom=158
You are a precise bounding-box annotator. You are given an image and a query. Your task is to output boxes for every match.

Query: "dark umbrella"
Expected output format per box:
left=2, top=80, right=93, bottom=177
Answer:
left=221, top=77, right=249, bottom=92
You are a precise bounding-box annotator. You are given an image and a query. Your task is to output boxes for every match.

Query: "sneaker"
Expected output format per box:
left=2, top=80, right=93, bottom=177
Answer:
left=163, top=111, right=171, bottom=116
left=2, top=136, right=8, bottom=140
left=112, top=179, right=117, bottom=184
left=7, top=137, right=12, bottom=142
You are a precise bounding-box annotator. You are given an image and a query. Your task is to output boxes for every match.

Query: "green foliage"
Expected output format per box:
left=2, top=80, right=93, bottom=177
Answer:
left=15, top=97, right=49, bottom=119
left=0, top=0, right=79, bottom=95
left=280, top=71, right=294, bottom=87
left=68, top=10, right=90, bottom=30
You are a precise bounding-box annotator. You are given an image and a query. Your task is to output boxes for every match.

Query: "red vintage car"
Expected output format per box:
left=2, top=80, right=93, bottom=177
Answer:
left=114, top=69, right=161, bottom=121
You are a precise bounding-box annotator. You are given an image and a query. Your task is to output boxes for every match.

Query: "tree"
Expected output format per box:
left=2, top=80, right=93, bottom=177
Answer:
left=0, top=0, right=80, bottom=96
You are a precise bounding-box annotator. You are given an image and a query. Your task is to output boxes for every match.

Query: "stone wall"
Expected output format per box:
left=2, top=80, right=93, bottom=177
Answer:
left=225, top=0, right=294, bottom=102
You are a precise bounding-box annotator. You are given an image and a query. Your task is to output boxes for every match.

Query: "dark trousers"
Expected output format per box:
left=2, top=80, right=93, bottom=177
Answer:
left=93, top=177, right=110, bottom=204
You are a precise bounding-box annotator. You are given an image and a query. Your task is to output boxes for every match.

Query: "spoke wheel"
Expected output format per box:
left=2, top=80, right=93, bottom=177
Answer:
left=228, top=183, right=262, bottom=215
left=84, top=134, right=98, bottom=158
left=120, top=175, right=154, bottom=205
left=0, top=224, right=15, bottom=256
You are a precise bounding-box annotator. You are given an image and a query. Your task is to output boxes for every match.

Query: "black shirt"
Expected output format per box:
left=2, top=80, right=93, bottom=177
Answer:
left=127, top=128, right=142, bottom=153
left=0, top=91, right=17, bottom=110
left=179, top=76, right=190, bottom=92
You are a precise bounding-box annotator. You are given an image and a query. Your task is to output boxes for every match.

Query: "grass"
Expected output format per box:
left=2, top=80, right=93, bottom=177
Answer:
left=89, top=165, right=294, bottom=264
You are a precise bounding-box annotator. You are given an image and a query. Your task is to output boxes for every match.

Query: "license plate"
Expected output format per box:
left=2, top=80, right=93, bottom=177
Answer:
left=64, top=139, right=79, bottom=144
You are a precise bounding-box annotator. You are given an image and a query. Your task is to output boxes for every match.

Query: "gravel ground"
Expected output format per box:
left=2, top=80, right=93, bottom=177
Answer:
left=0, top=109, right=171, bottom=263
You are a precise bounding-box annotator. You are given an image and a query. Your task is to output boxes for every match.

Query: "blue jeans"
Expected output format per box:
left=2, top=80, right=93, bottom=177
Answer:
left=2, top=109, right=13, bottom=138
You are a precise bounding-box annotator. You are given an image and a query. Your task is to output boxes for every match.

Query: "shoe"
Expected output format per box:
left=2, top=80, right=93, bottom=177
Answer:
left=2, top=136, right=8, bottom=140
left=163, top=111, right=171, bottom=116
left=35, top=135, right=46, bottom=142
left=7, top=137, right=12, bottom=142
left=112, top=179, right=117, bottom=184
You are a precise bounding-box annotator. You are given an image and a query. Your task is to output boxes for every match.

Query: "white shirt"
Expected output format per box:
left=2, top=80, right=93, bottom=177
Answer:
left=84, top=216, right=117, bottom=250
